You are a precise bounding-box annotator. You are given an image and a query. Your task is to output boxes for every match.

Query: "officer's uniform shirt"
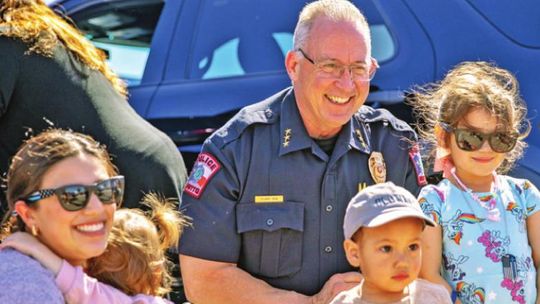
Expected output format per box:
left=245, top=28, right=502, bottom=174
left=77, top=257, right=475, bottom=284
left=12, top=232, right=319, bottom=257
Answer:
left=179, top=88, right=425, bottom=295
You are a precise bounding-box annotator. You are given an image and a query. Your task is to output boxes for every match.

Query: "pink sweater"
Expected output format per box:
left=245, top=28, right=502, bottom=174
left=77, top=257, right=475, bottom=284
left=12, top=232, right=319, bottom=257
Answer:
left=55, top=260, right=173, bottom=304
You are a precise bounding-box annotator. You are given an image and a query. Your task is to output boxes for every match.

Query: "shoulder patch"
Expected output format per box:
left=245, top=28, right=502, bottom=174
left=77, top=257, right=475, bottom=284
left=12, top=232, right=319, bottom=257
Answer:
left=184, top=153, right=221, bottom=199
left=409, top=143, right=427, bottom=186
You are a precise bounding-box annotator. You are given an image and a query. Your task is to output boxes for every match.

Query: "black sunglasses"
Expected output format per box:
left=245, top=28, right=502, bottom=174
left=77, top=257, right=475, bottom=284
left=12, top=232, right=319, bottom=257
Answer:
left=440, top=122, right=518, bottom=153
left=22, top=176, right=125, bottom=211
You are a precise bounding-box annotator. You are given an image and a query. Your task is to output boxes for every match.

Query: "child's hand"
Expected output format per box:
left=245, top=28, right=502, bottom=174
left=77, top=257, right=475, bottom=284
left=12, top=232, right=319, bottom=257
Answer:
left=1, top=231, right=45, bottom=256
left=0, top=231, right=62, bottom=275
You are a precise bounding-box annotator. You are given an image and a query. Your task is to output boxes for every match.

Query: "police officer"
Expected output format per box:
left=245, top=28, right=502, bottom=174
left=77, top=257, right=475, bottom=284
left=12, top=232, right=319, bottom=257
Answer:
left=179, top=0, right=427, bottom=303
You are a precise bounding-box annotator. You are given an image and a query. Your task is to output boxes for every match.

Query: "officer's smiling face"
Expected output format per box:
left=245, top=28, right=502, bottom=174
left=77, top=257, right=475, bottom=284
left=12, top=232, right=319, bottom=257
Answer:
left=287, top=16, right=376, bottom=138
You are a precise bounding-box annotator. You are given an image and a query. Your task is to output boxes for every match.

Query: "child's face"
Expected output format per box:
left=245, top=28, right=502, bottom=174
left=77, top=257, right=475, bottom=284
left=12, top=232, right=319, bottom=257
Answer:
left=344, top=217, right=423, bottom=300
left=448, top=107, right=506, bottom=180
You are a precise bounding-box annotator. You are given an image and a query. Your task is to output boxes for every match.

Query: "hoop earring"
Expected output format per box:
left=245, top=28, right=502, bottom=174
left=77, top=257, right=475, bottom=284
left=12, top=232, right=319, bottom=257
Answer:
left=31, top=225, right=38, bottom=237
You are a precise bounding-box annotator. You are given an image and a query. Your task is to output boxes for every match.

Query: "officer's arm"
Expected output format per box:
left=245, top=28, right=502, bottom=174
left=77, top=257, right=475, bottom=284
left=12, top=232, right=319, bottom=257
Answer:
left=180, top=255, right=308, bottom=303
left=180, top=254, right=361, bottom=304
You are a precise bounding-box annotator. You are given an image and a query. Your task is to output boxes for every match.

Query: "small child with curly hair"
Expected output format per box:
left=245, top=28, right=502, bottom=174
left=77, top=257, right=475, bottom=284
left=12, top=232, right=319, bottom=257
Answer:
left=412, top=61, right=540, bottom=304
left=1, top=192, right=189, bottom=304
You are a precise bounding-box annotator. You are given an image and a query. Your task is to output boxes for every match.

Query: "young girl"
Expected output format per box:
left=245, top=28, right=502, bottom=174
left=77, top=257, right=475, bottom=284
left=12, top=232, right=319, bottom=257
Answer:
left=2, top=190, right=188, bottom=303
left=413, top=61, right=540, bottom=304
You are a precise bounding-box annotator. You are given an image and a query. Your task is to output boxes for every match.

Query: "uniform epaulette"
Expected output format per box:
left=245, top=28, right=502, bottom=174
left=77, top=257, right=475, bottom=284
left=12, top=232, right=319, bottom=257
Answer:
left=356, top=106, right=415, bottom=134
left=209, top=89, right=285, bottom=148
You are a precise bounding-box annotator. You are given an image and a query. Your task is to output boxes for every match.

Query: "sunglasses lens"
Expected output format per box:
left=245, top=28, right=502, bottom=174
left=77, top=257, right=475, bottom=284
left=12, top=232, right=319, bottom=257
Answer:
left=58, top=186, right=89, bottom=211
left=96, top=178, right=124, bottom=206
left=490, top=133, right=517, bottom=153
left=455, top=130, right=484, bottom=151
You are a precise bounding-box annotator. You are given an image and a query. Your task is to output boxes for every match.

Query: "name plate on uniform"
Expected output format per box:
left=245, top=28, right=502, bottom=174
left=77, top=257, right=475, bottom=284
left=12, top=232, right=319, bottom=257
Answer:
left=254, top=195, right=284, bottom=203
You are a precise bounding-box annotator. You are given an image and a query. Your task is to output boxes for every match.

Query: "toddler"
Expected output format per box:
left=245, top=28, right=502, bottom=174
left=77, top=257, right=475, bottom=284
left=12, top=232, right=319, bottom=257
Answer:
left=331, top=182, right=451, bottom=303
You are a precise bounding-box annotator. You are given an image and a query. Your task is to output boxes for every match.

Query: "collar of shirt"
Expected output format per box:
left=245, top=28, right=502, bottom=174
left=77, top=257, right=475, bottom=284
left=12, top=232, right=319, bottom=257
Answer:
left=278, top=89, right=371, bottom=157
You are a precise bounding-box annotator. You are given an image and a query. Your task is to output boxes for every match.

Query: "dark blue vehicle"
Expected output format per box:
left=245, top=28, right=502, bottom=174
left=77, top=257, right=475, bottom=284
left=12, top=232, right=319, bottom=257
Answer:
left=49, top=0, right=540, bottom=183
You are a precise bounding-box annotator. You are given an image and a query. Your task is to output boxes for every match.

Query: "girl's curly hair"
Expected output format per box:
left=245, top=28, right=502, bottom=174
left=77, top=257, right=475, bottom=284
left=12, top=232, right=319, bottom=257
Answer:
left=410, top=61, right=530, bottom=174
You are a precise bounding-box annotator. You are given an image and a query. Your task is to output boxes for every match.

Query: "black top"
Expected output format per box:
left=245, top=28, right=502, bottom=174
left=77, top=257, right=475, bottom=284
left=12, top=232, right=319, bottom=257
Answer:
left=0, top=37, right=187, bottom=214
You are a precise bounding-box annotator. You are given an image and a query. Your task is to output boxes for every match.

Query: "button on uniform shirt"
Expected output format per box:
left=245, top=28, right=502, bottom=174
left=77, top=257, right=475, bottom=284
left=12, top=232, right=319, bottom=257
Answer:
left=179, top=87, right=425, bottom=295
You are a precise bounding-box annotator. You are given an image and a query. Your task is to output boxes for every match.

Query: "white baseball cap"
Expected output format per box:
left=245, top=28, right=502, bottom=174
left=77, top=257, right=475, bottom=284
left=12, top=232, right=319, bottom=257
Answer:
left=343, top=182, right=436, bottom=239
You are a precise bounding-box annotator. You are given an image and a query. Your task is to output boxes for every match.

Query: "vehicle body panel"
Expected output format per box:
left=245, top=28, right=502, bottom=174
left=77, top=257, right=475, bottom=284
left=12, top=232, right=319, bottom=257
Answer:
left=50, top=0, right=540, bottom=183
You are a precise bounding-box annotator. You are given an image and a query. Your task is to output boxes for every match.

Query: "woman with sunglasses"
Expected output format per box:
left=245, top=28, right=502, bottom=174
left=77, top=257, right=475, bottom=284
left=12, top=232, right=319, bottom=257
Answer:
left=0, top=129, right=132, bottom=303
left=1, top=129, right=180, bottom=303
left=412, top=61, right=540, bottom=304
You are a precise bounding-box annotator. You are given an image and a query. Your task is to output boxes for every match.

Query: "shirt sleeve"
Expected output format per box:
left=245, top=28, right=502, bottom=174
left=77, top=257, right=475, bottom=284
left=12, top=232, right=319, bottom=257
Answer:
left=522, top=179, right=540, bottom=217
left=418, top=185, right=445, bottom=225
left=0, top=249, right=64, bottom=304
left=178, top=139, right=242, bottom=263
left=56, top=260, right=172, bottom=304
left=414, top=279, right=452, bottom=304
left=328, top=285, right=360, bottom=304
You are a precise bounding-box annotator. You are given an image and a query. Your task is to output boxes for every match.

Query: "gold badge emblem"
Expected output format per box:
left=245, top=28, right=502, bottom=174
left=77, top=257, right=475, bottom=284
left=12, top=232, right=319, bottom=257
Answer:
left=368, top=152, right=386, bottom=184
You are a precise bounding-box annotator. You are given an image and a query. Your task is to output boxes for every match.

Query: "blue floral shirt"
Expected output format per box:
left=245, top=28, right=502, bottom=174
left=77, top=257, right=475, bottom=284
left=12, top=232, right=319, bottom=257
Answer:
left=419, top=176, right=540, bottom=304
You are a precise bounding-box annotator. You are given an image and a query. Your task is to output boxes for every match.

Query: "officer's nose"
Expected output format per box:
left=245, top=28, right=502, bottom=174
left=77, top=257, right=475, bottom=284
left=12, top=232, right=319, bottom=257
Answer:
left=335, top=67, right=355, bottom=90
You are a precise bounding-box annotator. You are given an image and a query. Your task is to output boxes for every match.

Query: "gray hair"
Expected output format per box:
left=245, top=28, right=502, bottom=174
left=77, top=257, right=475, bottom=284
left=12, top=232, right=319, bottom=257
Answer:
left=293, top=0, right=371, bottom=51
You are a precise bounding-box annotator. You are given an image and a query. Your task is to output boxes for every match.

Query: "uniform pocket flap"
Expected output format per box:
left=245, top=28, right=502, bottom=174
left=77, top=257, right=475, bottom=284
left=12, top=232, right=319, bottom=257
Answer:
left=236, top=202, right=304, bottom=233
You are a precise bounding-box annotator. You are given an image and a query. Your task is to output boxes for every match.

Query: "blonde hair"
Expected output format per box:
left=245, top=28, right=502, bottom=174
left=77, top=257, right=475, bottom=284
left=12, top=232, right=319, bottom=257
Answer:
left=0, top=0, right=127, bottom=96
left=87, top=193, right=190, bottom=297
left=411, top=61, right=529, bottom=173
left=293, top=0, right=371, bottom=50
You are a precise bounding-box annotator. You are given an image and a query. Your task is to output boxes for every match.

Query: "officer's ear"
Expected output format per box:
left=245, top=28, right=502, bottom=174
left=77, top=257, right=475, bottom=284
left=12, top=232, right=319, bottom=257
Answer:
left=344, top=238, right=362, bottom=267
left=285, top=50, right=300, bottom=82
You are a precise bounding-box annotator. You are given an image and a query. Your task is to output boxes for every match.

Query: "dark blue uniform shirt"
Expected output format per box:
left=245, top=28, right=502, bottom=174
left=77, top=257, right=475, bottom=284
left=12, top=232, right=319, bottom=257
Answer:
left=179, top=88, right=424, bottom=295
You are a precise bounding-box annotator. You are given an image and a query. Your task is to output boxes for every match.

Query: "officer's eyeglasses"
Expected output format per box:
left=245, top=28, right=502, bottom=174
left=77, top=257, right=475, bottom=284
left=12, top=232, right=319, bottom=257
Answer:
left=440, top=122, right=518, bottom=153
left=297, top=48, right=376, bottom=82
left=21, top=176, right=125, bottom=211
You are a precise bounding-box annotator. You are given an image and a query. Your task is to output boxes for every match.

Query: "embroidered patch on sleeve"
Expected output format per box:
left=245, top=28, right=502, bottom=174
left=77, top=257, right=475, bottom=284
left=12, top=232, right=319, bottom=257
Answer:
left=184, top=152, right=221, bottom=199
left=409, top=144, right=427, bottom=186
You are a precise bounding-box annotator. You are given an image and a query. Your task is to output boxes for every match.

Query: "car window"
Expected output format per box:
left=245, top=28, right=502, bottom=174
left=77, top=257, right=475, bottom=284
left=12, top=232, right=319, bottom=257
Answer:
left=68, top=0, right=164, bottom=85
left=190, top=0, right=395, bottom=80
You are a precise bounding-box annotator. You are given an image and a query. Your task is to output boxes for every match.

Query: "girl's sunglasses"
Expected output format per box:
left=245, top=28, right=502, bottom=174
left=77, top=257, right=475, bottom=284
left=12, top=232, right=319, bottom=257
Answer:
left=22, top=176, right=125, bottom=211
left=440, top=122, right=518, bottom=153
